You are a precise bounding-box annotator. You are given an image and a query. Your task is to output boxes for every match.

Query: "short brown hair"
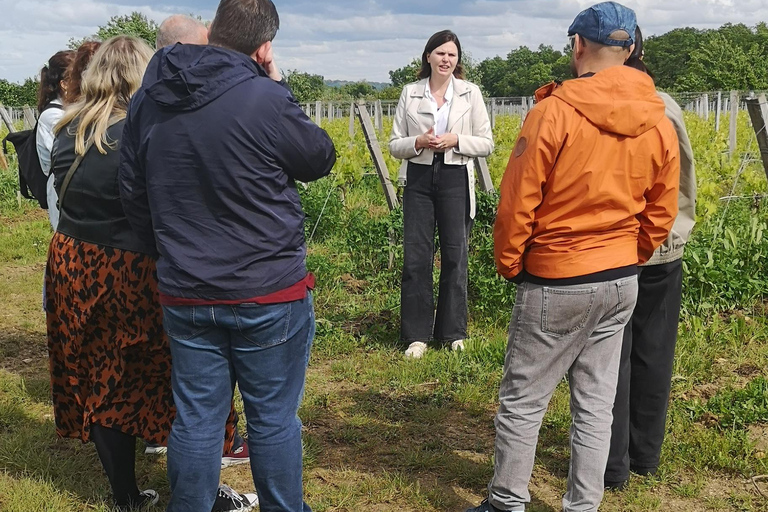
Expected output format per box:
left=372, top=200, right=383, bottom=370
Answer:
left=208, top=0, right=279, bottom=56
left=418, top=30, right=464, bottom=80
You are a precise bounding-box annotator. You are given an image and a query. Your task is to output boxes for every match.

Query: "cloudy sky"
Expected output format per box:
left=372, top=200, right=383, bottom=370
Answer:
left=2, top=0, right=768, bottom=84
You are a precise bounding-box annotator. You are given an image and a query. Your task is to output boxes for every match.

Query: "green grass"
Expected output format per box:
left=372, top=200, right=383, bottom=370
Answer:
left=1, top=113, right=768, bottom=511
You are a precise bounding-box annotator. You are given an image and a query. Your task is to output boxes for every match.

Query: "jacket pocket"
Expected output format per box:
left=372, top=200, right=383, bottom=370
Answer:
left=541, top=286, right=597, bottom=336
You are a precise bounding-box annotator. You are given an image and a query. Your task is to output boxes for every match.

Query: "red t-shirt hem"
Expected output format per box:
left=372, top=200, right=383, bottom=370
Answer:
left=159, top=273, right=315, bottom=306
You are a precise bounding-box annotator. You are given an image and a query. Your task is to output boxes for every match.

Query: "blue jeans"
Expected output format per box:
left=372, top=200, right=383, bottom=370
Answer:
left=163, top=294, right=314, bottom=512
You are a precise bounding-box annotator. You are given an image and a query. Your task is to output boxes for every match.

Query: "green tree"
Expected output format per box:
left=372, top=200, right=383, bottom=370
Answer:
left=285, top=70, right=326, bottom=103
left=675, top=32, right=768, bottom=91
left=0, top=78, right=38, bottom=107
left=644, top=27, right=705, bottom=90
left=476, top=45, right=568, bottom=97
left=341, top=81, right=376, bottom=99
left=389, top=58, right=420, bottom=88
left=70, top=12, right=158, bottom=48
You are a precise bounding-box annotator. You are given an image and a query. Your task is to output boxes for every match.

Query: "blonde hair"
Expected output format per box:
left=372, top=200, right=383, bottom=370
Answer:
left=55, top=35, right=154, bottom=155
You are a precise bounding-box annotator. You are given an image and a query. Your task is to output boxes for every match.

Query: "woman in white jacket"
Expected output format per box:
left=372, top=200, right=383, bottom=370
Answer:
left=389, top=30, right=494, bottom=358
left=36, top=50, right=74, bottom=230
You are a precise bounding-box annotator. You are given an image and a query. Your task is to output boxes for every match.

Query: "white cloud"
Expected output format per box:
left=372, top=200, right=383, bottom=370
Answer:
left=2, top=0, right=768, bottom=83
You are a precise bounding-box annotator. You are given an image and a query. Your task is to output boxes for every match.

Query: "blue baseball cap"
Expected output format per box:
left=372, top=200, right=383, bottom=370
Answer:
left=567, top=1, right=637, bottom=47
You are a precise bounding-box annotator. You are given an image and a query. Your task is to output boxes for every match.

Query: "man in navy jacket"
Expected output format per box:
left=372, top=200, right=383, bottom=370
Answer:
left=119, top=1, right=335, bottom=510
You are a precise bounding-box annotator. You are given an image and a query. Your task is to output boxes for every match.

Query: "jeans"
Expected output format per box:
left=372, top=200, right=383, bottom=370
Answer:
left=163, top=294, right=314, bottom=512
left=401, top=156, right=471, bottom=343
left=489, top=277, right=638, bottom=512
left=606, top=260, right=683, bottom=484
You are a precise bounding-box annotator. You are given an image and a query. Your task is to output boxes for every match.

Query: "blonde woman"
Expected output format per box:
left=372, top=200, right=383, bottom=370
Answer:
left=45, top=36, right=166, bottom=511
left=389, top=30, right=494, bottom=358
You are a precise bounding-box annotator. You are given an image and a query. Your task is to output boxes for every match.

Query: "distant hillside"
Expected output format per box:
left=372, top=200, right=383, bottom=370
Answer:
left=325, top=80, right=390, bottom=90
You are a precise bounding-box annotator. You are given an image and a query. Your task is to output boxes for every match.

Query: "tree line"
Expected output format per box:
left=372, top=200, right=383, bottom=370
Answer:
left=2, top=15, right=767, bottom=107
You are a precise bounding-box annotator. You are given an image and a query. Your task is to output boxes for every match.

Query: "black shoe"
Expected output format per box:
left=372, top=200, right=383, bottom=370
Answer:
left=631, top=465, right=657, bottom=476
left=604, top=479, right=629, bottom=491
left=211, top=485, right=258, bottom=511
left=465, top=498, right=514, bottom=512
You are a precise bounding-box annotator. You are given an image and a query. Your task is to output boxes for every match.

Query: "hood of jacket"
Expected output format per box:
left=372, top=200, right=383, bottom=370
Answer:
left=143, top=44, right=268, bottom=111
left=536, top=65, right=666, bottom=137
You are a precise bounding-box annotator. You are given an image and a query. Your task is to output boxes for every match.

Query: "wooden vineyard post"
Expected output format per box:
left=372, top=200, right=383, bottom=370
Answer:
left=715, top=91, right=722, bottom=132
left=315, top=101, right=322, bottom=126
left=375, top=100, right=384, bottom=134
left=474, top=158, right=495, bottom=193
left=0, top=108, right=7, bottom=168
left=348, top=103, right=355, bottom=137
left=729, top=90, right=738, bottom=158
left=0, top=105, right=16, bottom=134
left=0, top=105, right=17, bottom=190
left=354, top=102, right=398, bottom=211
left=703, top=93, right=709, bottom=121
left=745, top=94, right=768, bottom=183
left=22, top=107, right=36, bottom=129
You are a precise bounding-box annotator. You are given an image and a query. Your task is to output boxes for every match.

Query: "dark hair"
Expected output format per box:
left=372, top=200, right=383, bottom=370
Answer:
left=624, top=26, right=654, bottom=80
left=37, top=50, right=75, bottom=112
left=208, top=0, right=279, bottom=56
left=63, top=41, right=102, bottom=104
left=417, top=30, right=464, bottom=80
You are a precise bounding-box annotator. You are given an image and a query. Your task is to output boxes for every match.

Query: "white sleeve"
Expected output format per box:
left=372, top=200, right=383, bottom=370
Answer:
left=36, top=108, right=64, bottom=177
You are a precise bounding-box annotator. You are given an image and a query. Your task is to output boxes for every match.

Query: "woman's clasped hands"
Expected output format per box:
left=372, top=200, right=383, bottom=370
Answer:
left=415, top=127, right=458, bottom=151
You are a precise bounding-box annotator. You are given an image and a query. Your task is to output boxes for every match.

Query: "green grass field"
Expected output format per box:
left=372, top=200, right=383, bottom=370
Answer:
left=1, top=112, right=767, bottom=511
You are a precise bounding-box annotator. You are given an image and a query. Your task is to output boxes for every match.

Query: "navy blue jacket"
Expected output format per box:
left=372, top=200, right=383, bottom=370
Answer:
left=119, top=44, right=336, bottom=300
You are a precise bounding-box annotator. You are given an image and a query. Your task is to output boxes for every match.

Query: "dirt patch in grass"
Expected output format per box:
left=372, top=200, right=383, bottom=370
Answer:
left=0, top=328, right=47, bottom=378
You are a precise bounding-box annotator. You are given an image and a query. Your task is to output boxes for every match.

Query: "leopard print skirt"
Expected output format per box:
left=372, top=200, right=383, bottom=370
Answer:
left=45, top=232, right=236, bottom=450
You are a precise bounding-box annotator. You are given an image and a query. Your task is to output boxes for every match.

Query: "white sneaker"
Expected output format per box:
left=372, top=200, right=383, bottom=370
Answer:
left=143, top=444, right=167, bottom=455
left=404, top=341, right=428, bottom=359
left=451, top=339, right=465, bottom=352
left=136, top=489, right=160, bottom=508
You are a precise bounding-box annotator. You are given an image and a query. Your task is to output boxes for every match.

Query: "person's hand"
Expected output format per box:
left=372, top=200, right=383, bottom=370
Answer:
left=415, top=127, right=436, bottom=150
left=262, top=46, right=282, bottom=82
left=430, top=133, right=458, bottom=151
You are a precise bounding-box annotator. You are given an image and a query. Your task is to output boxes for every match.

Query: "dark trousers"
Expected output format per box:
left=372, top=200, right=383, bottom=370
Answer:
left=91, top=423, right=140, bottom=508
left=401, top=156, right=471, bottom=344
left=605, top=259, right=683, bottom=484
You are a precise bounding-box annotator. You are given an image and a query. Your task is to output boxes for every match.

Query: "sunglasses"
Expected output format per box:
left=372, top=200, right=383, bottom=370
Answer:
left=569, top=34, right=576, bottom=50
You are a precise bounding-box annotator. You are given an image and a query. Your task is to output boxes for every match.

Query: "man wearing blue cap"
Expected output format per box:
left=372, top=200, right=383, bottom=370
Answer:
left=468, top=2, right=680, bottom=511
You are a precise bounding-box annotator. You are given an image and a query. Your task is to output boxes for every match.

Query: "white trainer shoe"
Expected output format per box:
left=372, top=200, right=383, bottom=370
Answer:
left=451, top=339, right=465, bottom=352
left=404, top=341, right=428, bottom=358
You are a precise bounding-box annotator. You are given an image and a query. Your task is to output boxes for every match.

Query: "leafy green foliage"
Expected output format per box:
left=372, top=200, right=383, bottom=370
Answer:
left=286, top=70, right=327, bottom=102
left=646, top=22, right=768, bottom=91
left=69, top=12, right=158, bottom=49
left=389, top=58, right=421, bottom=89
left=696, top=377, right=768, bottom=429
left=475, top=45, right=571, bottom=97
left=0, top=78, right=38, bottom=108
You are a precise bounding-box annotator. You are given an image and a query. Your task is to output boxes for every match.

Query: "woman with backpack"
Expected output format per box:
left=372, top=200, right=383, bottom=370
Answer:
left=35, top=50, right=74, bottom=229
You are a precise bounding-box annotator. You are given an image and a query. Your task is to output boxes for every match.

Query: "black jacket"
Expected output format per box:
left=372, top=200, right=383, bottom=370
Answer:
left=53, top=118, right=154, bottom=255
left=119, top=44, right=336, bottom=300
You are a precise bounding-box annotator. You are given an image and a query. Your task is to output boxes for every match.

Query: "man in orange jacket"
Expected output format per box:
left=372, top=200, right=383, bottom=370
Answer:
left=467, top=3, right=680, bottom=512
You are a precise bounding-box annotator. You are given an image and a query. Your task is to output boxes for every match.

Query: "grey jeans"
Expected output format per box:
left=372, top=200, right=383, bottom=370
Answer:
left=488, top=276, right=638, bottom=512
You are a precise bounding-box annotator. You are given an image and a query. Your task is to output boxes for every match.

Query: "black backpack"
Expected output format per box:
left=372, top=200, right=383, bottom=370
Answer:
left=2, top=104, right=63, bottom=209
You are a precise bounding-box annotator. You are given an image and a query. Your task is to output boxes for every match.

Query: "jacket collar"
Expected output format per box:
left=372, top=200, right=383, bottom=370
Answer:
left=412, top=77, right=472, bottom=128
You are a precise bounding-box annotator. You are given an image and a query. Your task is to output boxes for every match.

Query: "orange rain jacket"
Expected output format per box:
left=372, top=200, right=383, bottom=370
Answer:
left=494, top=66, right=680, bottom=281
